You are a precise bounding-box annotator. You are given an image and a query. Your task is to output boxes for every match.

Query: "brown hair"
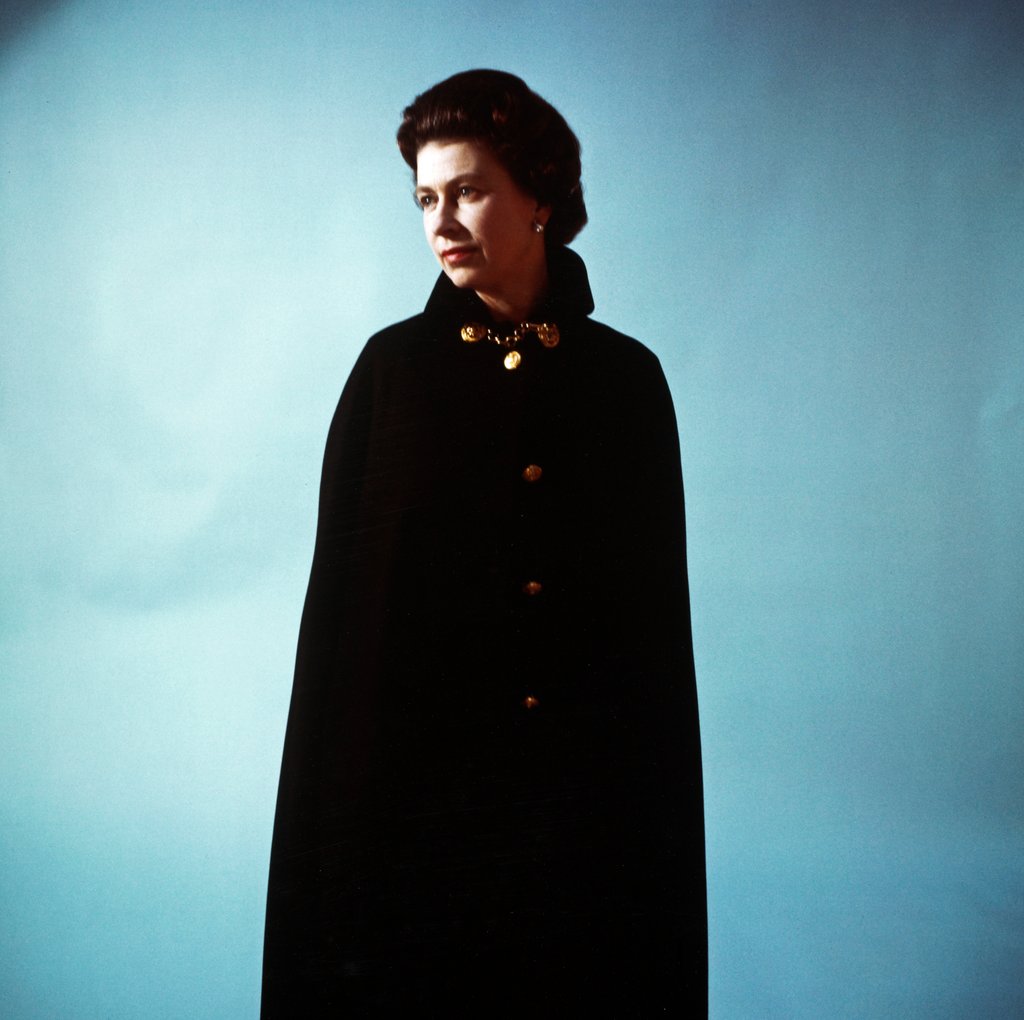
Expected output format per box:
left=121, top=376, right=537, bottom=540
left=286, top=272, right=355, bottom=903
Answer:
left=397, top=70, right=588, bottom=246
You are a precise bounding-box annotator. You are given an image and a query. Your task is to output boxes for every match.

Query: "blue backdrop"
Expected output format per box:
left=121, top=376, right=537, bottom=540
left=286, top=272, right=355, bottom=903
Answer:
left=1, top=1, right=1021, bottom=1016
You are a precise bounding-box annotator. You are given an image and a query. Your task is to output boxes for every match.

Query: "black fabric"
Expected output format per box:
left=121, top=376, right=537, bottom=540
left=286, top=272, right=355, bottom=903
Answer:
left=262, top=248, right=707, bottom=1015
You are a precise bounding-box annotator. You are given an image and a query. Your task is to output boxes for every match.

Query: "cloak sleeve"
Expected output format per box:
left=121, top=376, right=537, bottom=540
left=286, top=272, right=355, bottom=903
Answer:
left=262, top=339, right=388, bottom=998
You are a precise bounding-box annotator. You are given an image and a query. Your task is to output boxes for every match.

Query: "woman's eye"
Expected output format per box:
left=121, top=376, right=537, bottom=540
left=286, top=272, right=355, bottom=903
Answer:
left=457, top=185, right=475, bottom=198
left=416, top=193, right=435, bottom=210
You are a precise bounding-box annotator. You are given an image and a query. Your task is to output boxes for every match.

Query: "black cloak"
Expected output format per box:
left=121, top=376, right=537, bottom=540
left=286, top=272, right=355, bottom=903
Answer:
left=262, top=248, right=707, bottom=1015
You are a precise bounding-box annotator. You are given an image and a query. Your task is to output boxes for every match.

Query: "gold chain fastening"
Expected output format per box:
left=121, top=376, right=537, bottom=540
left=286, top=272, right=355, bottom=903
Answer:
left=460, top=321, right=560, bottom=370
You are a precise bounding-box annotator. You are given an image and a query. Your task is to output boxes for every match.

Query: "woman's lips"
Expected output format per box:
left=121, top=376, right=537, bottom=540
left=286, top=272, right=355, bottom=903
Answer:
left=441, top=247, right=477, bottom=265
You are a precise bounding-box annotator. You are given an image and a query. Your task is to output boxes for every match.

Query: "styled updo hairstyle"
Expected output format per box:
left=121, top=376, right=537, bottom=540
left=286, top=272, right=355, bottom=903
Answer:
left=397, top=70, right=588, bottom=247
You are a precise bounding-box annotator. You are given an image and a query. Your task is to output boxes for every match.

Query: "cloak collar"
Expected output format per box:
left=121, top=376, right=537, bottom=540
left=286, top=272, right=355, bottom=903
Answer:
left=423, top=246, right=595, bottom=329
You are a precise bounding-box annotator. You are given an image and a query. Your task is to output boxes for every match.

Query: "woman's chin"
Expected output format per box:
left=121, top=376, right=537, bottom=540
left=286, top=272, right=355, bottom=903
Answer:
left=444, top=264, right=486, bottom=290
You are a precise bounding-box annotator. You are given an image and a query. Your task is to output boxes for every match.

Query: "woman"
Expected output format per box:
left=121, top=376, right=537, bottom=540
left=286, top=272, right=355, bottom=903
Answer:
left=262, top=70, right=707, bottom=1015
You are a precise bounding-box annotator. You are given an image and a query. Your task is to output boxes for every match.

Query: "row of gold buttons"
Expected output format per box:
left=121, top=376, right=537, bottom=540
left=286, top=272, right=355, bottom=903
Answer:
left=520, top=462, right=544, bottom=709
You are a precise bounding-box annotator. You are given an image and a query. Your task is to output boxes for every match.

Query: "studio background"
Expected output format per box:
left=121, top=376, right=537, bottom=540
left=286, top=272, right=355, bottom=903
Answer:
left=1, top=1, right=1021, bottom=1016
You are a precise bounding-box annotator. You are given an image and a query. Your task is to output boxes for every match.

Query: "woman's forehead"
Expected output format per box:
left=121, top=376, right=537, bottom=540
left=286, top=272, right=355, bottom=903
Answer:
left=415, top=138, right=500, bottom=187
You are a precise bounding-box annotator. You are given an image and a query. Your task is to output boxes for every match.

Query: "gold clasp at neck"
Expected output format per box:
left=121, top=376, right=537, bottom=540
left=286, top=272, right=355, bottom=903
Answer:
left=460, top=321, right=560, bottom=370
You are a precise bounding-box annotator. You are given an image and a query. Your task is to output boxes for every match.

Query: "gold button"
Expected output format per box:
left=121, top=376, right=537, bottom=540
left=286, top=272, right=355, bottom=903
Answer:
left=522, top=695, right=539, bottom=710
left=503, top=350, right=522, bottom=370
left=522, top=580, right=543, bottom=596
left=534, top=323, right=559, bottom=348
left=521, top=464, right=543, bottom=483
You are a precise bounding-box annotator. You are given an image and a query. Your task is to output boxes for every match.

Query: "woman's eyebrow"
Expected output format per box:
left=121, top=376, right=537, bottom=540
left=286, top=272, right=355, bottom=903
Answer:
left=416, top=172, right=488, bottom=191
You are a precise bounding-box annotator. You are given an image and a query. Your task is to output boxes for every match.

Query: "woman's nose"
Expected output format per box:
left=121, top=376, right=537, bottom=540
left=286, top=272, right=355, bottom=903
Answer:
left=431, top=198, right=462, bottom=238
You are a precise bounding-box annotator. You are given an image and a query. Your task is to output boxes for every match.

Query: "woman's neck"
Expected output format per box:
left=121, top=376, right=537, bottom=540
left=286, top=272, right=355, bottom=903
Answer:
left=476, top=257, right=549, bottom=323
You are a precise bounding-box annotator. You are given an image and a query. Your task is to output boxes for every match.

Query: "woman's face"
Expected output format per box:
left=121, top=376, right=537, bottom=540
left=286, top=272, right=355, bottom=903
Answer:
left=415, top=139, right=549, bottom=317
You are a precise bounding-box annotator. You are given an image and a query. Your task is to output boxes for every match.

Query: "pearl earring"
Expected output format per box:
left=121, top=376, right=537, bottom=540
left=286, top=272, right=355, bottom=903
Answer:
left=532, top=221, right=545, bottom=234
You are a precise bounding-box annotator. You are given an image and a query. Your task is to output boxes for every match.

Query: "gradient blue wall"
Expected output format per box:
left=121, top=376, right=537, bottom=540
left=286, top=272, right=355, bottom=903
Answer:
left=1, top=2, right=1021, bottom=1016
